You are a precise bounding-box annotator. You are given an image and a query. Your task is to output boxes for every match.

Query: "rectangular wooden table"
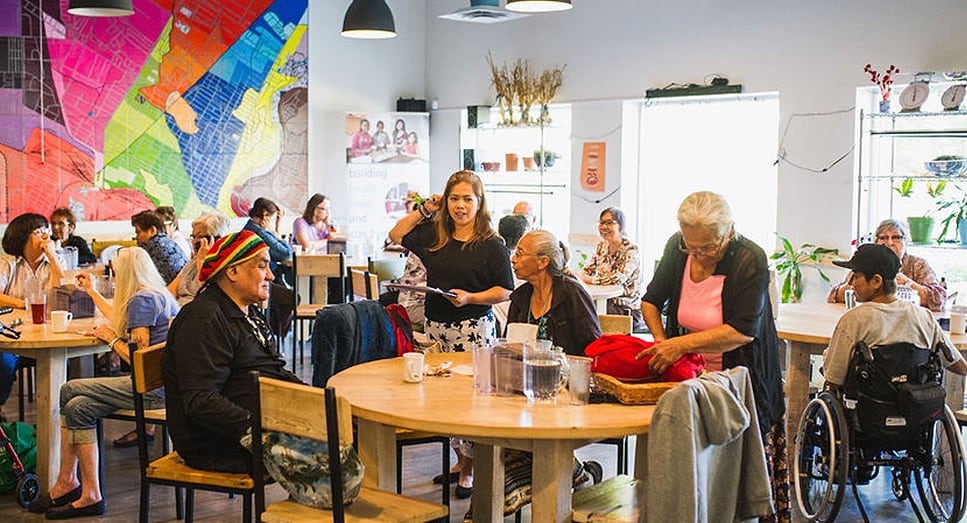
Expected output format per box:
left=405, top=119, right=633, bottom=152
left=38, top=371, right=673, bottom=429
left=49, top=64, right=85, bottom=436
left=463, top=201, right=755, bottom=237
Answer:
left=327, top=352, right=655, bottom=523
left=0, top=310, right=106, bottom=490
left=776, top=302, right=967, bottom=440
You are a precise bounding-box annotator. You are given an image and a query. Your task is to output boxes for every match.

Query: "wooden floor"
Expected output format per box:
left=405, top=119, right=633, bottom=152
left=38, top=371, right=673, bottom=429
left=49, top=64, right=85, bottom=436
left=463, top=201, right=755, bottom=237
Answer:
left=0, top=356, right=955, bottom=522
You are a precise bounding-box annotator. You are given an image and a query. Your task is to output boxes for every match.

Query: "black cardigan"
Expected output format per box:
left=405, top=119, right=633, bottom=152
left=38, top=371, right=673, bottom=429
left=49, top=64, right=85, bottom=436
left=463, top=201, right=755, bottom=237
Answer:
left=642, top=232, right=785, bottom=434
left=507, top=273, right=602, bottom=356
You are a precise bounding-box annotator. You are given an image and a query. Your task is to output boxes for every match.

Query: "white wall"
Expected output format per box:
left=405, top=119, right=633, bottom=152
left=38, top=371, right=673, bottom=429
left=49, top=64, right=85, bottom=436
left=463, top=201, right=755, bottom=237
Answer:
left=423, top=0, right=967, bottom=255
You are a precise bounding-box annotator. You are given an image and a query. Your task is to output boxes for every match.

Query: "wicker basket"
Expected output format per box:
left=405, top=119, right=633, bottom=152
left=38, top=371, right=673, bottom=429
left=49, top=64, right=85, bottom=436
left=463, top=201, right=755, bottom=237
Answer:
left=593, top=373, right=678, bottom=405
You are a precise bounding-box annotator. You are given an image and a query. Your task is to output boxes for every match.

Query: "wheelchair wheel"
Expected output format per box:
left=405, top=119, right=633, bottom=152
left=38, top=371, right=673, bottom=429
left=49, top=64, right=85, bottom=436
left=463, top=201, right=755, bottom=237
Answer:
left=794, top=392, right=849, bottom=522
left=913, top=405, right=966, bottom=523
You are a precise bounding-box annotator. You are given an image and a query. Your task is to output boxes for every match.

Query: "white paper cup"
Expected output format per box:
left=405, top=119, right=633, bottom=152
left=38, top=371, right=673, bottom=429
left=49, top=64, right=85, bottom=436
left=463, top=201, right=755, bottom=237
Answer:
left=292, top=244, right=303, bottom=255
left=403, top=352, right=424, bottom=383
left=51, top=310, right=73, bottom=333
left=951, top=313, right=967, bottom=336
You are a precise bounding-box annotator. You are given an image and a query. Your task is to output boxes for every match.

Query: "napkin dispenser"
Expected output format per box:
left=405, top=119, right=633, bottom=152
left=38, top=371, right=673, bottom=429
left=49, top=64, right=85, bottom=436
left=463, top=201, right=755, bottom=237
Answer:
left=493, top=340, right=524, bottom=397
left=52, top=286, right=95, bottom=318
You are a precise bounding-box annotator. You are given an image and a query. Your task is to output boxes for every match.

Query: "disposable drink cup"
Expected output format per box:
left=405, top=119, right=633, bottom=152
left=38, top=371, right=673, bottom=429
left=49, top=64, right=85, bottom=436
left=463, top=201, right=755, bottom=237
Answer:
left=51, top=310, right=73, bottom=333
left=28, top=293, right=46, bottom=324
left=523, top=340, right=559, bottom=403
left=472, top=344, right=493, bottom=394
left=403, top=352, right=424, bottom=383
left=951, top=313, right=967, bottom=335
left=568, top=356, right=592, bottom=405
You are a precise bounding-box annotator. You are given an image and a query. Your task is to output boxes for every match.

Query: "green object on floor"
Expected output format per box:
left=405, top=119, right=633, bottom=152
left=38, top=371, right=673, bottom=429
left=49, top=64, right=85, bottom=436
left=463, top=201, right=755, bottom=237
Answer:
left=0, top=421, right=37, bottom=493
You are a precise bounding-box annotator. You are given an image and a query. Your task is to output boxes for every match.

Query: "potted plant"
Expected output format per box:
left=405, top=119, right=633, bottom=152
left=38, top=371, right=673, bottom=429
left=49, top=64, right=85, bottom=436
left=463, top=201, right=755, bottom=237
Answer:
left=533, top=149, right=558, bottom=168
left=894, top=178, right=946, bottom=244
left=936, top=182, right=967, bottom=246
left=770, top=234, right=839, bottom=303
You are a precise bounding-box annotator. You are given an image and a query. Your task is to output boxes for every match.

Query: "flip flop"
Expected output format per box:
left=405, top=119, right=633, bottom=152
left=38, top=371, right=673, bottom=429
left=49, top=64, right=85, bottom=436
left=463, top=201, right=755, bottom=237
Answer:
left=113, top=430, right=153, bottom=448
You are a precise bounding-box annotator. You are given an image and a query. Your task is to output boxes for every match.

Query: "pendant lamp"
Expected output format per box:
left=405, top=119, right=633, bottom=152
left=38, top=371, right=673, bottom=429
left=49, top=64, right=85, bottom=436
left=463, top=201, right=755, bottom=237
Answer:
left=506, top=0, right=572, bottom=12
left=67, top=0, right=134, bottom=16
left=341, top=0, right=397, bottom=39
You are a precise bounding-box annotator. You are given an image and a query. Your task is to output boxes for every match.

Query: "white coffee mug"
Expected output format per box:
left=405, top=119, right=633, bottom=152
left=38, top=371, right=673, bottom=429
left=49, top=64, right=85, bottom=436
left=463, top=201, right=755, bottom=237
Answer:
left=951, top=312, right=967, bottom=336
left=51, top=310, right=73, bottom=333
left=403, top=352, right=425, bottom=383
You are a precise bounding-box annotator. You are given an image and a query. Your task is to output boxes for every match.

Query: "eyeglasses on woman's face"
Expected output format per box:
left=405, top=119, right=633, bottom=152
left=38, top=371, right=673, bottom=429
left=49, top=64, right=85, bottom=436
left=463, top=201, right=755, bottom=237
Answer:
left=678, top=236, right=726, bottom=258
left=598, top=219, right=619, bottom=227
left=876, top=233, right=904, bottom=243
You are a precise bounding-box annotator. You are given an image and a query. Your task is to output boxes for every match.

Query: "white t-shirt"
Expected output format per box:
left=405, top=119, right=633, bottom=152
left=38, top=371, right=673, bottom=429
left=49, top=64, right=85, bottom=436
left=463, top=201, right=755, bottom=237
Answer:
left=823, top=299, right=960, bottom=386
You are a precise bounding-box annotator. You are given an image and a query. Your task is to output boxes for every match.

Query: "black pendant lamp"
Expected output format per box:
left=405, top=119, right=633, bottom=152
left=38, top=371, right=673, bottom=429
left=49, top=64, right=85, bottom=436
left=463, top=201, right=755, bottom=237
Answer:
left=341, top=0, right=397, bottom=40
left=67, top=0, right=134, bottom=17
left=506, top=0, right=572, bottom=12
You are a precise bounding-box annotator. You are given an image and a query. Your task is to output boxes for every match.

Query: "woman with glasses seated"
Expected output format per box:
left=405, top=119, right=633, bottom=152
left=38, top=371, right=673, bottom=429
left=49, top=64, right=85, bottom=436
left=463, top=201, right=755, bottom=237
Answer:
left=28, top=246, right=179, bottom=518
left=828, top=218, right=946, bottom=312
left=167, top=212, right=232, bottom=306
left=0, top=213, right=66, bottom=421
left=579, top=207, right=645, bottom=331
left=638, top=191, right=788, bottom=521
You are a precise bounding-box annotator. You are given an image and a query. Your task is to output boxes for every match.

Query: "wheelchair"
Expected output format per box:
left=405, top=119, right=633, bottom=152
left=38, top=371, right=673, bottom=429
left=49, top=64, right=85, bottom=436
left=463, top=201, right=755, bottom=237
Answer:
left=794, top=341, right=967, bottom=523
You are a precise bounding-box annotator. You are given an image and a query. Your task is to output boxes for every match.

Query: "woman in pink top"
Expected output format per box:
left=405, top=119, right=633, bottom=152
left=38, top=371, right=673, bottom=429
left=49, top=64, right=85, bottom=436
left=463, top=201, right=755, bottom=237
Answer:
left=638, top=191, right=788, bottom=522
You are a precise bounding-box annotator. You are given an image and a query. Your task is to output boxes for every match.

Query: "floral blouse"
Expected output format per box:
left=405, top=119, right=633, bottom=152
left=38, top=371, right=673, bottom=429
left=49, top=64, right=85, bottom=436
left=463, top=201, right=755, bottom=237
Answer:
left=582, top=238, right=644, bottom=310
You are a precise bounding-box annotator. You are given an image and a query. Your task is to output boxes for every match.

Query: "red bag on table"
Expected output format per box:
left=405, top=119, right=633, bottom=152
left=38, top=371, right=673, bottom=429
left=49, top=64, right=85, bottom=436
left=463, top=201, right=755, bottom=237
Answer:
left=584, top=334, right=705, bottom=383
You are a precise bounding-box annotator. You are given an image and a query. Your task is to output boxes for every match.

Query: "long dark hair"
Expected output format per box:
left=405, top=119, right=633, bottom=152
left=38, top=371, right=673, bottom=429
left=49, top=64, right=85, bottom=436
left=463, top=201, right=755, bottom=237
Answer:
left=301, top=194, right=329, bottom=223
left=430, top=170, right=495, bottom=251
left=249, top=198, right=280, bottom=220
left=2, top=213, right=48, bottom=257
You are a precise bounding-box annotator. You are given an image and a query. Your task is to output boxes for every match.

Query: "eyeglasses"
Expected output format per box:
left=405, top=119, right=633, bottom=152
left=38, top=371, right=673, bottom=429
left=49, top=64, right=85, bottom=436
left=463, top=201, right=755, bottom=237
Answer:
left=50, top=221, right=70, bottom=227
left=678, top=237, right=725, bottom=257
left=598, top=219, right=619, bottom=226
left=512, top=250, right=542, bottom=259
left=31, top=228, right=50, bottom=237
left=877, top=234, right=904, bottom=242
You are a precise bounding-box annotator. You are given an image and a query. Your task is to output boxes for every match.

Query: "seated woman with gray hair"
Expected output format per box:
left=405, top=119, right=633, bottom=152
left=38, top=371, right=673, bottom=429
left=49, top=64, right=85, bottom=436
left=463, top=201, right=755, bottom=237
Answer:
left=828, top=218, right=947, bottom=312
left=167, top=212, right=232, bottom=305
left=508, top=229, right=601, bottom=356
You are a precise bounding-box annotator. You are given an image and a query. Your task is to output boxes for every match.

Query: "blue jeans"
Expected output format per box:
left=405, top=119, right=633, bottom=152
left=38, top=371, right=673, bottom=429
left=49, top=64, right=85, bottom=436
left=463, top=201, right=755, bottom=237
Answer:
left=0, top=352, right=17, bottom=406
left=59, top=376, right=165, bottom=445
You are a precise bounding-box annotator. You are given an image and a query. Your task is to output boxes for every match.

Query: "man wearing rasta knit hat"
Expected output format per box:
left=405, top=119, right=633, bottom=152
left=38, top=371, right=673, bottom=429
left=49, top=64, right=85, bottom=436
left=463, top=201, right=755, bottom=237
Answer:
left=822, top=243, right=965, bottom=388
left=164, top=231, right=302, bottom=473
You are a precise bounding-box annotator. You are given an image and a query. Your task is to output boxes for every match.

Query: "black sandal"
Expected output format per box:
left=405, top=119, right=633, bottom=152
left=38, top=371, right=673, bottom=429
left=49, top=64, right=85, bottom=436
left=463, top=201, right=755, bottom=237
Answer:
left=113, top=430, right=153, bottom=448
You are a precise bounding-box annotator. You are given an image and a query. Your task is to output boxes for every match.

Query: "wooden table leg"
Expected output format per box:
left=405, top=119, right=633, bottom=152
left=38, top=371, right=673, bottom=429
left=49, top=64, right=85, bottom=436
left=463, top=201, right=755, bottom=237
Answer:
left=35, top=349, right=67, bottom=491
left=356, top=419, right=396, bottom=491
left=471, top=443, right=503, bottom=522
left=531, top=439, right=574, bottom=523
left=785, top=340, right=825, bottom=447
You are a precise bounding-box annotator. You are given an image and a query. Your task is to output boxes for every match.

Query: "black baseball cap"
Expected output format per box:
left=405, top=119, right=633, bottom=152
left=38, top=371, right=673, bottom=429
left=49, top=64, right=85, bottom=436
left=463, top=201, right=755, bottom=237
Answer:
left=833, top=243, right=900, bottom=280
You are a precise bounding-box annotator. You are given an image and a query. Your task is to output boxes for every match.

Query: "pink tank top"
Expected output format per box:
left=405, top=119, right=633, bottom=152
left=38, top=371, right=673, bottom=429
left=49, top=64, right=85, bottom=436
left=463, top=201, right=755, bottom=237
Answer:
left=678, top=256, right=726, bottom=371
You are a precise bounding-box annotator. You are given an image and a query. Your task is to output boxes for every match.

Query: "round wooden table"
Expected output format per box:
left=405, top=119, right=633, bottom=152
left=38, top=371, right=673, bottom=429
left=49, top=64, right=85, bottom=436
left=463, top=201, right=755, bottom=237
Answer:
left=327, top=352, right=655, bottom=523
left=585, top=284, right=623, bottom=315
left=776, top=302, right=967, bottom=443
left=0, top=309, right=105, bottom=491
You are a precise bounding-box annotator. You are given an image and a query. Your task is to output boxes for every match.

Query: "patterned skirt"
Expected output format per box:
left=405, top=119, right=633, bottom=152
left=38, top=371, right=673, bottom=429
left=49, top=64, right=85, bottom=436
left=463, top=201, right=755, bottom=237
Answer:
left=761, top=421, right=791, bottom=522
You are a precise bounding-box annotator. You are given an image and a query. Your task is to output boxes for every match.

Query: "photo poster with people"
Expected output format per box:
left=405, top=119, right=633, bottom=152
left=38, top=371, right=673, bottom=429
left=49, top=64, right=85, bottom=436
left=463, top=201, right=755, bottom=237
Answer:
left=345, top=112, right=430, bottom=258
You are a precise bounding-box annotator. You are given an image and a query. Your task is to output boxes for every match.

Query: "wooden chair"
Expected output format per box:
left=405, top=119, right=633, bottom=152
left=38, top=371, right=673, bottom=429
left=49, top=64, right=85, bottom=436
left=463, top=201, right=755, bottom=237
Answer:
left=96, top=342, right=181, bottom=517
left=349, top=268, right=379, bottom=301
left=293, top=253, right=346, bottom=370
left=251, top=373, right=448, bottom=522
left=395, top=430, right=450, bottom=508
left=130, top=344, right=256, bottom=523
left=572, top=474, right=644, bottom=523
left=595, top=313, right=633, bottom=474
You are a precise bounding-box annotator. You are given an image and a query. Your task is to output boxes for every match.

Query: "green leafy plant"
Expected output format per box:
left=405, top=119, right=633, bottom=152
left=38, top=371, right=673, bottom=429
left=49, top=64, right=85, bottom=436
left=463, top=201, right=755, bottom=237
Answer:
left=893, top=178, right=947, bottom=217
left=936, top=183, right=967, bottom=242
left=770, top=235, right=839, bottom=303
left=574, top=248, right=589, bottom=270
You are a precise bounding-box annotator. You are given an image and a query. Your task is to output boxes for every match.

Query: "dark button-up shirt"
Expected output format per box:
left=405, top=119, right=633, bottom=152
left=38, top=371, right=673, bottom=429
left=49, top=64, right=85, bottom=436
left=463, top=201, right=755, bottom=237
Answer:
left=141, top=233, right=188, bottom=284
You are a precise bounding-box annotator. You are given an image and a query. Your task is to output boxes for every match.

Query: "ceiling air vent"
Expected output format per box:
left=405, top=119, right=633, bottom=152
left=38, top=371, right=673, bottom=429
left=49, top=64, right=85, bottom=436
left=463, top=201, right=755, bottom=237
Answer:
left=439, top=0, right=530, bottom=24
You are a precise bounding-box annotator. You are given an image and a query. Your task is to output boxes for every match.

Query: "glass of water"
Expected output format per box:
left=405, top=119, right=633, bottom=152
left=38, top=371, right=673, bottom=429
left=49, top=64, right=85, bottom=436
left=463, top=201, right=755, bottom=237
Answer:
left=523, top=340, right=561, bottom=403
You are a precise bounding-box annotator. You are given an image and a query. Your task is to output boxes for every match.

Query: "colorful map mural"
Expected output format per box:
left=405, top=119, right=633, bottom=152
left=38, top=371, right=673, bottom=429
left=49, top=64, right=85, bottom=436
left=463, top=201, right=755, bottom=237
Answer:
left=0, top=0, right=308, bottom=222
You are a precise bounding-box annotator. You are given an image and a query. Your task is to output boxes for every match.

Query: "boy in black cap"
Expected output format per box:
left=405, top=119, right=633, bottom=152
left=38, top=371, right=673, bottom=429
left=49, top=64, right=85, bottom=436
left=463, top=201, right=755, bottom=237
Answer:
left=822, top=243, right=965, bottom=388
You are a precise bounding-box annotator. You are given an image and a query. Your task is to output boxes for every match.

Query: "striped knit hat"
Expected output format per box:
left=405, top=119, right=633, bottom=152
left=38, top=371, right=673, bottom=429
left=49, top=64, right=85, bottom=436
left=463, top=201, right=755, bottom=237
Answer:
left=198, top=230, right=268, bottom=283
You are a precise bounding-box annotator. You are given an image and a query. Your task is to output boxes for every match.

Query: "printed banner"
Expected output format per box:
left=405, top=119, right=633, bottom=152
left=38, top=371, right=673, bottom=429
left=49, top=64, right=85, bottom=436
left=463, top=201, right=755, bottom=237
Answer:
left=580, top=142, right=606, bottom=192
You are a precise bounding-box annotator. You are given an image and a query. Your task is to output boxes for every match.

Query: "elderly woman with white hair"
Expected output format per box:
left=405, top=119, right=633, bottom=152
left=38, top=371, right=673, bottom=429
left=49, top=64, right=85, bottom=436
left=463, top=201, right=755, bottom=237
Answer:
left=508, top=229, right=601, bottom=356
left=637, top=191, right=788, bottom=521
left=28, top=247, right=179, bottom=518
left=167, top=212, right=232, bottom=305
left=828, top=218, right=947, bottom=312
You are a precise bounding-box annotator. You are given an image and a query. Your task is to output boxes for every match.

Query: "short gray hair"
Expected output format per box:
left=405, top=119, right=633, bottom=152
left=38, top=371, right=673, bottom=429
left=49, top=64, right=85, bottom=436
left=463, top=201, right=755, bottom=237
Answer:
left=192, top=213, right=232, bottom=237
left=874, top=218, right=908, bottom=240
left=526, top=229, right=571, bottom=277
left=677, top=191, right=734, bottom=238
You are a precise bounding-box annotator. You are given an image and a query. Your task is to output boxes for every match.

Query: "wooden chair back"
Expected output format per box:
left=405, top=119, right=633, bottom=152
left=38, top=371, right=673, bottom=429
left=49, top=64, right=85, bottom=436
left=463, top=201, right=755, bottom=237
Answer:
left=599, top=314, right=633, bottom=335
left=349, top=269, right=379, bottom=301
left=253, top=375, right=354, bottom=447
left=132, top=343, right=166, bottom=394
left=293, top=252, right=346, bottom=308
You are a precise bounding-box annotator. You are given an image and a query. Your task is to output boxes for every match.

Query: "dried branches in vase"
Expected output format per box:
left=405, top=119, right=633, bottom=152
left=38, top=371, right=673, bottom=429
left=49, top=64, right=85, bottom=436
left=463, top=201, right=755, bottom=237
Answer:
left=486, top=52, right=565, bottom=127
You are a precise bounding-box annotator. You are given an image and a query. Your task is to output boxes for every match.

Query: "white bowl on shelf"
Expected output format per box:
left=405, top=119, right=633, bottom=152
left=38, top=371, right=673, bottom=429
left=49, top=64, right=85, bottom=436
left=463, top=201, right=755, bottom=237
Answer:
left=924, top=158, right=967, bottom=177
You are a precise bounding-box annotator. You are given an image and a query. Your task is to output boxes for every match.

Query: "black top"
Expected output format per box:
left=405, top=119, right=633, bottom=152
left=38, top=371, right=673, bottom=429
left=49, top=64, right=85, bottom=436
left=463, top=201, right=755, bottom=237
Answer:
left=64, top=234, right=97, bottom=265
left=642, top=232, right=785, bottom=434
left=163, top=284, right=301, bottom=473
left=508, top=274, right=602, bottom=356
left=402, top=221, right=514, bottom=323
